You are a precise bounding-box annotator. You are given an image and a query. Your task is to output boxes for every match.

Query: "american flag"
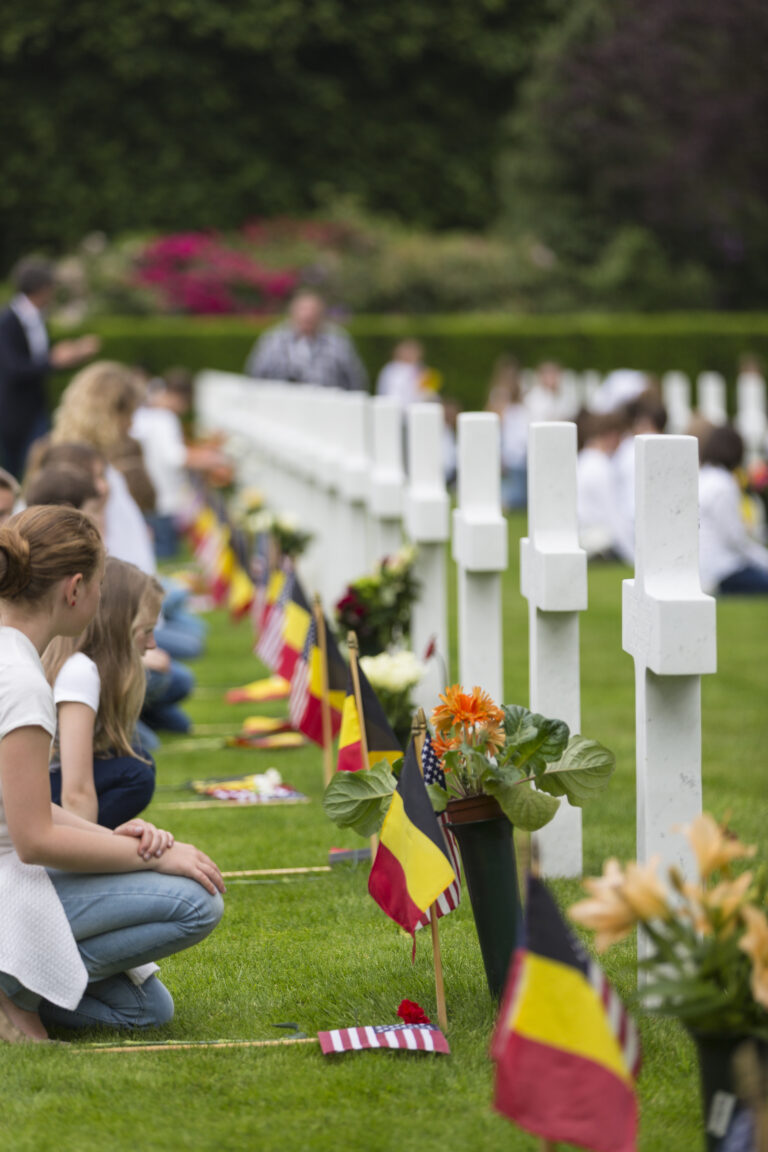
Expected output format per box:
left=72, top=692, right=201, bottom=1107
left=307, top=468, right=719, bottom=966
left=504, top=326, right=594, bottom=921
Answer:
left=415, top=733, right=461, bottom=928
left=288, top=615, right=316, bottom=730
left=318, top=1023, right=450, bottom=1055
left=587, top=959, right=642, bottom=1078
left=256, top=572, right=293, bottom=669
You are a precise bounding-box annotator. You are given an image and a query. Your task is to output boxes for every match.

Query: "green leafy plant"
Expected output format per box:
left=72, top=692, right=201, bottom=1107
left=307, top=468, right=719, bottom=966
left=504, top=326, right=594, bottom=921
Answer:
left=323, top=684, right=614, bottom=835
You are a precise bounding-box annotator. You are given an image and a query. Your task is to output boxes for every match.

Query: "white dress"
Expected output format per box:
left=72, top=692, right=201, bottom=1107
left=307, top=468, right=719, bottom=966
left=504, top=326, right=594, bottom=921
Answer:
left=0, top=628, right=88, bottom=1009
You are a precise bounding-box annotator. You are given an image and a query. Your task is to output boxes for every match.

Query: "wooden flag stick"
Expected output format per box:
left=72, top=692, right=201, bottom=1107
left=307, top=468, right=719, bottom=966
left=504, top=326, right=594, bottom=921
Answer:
left=222, top=866, right=331, bottom=878
left=348, top=631, right=378, bottom=859
left=78, top=1036, right=319, bottom=1054
left=413, top=708, right=448, bottom=1034
left=314, top=595, right=334, bottom=788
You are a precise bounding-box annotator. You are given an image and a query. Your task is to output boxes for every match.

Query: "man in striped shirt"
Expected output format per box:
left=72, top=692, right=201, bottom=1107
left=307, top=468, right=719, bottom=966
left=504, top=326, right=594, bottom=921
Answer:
left=245, top=291, right=367, bottom=392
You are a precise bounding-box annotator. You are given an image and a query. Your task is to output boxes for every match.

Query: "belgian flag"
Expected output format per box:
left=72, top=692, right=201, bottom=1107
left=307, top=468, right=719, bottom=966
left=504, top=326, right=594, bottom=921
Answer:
left=492, top=875, right=639, bottom=1152
left=289, top=613, right=347, bottom=745
left=227, top=560, right=255, bottom=620
left=336, top=663, right=401, bottom=773
left=368, top=741, right=457, bottom=936
left=275, top=577, right=312, bottom=681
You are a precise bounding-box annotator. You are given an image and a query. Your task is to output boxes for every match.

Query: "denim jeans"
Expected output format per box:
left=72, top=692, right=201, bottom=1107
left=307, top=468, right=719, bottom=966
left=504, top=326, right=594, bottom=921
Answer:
left=141, top=661, right=194, bottom=734
left=0, top=870, right=224, bottom=1029
left=50, top=750, right=156, bottom=829
left=718, top=564, right=768, bottom=594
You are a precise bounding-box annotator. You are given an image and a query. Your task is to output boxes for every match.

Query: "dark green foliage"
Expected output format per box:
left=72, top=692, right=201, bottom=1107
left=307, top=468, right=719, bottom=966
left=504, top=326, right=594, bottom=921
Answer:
left=0, top=0, right=550, bottom=269
left=499, top=0, right=768, bottom=307
left=47, top=312, right=768, bottom=414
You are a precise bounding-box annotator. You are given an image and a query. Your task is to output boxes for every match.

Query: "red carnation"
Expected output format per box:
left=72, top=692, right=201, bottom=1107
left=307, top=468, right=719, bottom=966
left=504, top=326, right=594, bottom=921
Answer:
left=397, top=999, right=430, bottom=1025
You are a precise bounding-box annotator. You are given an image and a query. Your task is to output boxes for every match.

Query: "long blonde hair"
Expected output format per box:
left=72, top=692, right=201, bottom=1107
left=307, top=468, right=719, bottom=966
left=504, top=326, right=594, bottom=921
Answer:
left=51, top=362, right=144, bottom=456
left=43, top=557, right=164, bottom=758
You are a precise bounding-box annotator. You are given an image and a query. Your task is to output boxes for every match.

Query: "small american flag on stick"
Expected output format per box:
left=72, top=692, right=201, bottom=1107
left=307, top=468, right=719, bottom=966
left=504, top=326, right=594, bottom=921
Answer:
left=318, top=1024, right=450, bottom=1055
left=415, top=733, right=461, bottom=929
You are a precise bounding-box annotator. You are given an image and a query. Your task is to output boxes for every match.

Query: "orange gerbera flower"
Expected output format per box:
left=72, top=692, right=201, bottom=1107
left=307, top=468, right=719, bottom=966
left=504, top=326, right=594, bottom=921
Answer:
left=431, top=731, right=462, bottom=760
left=432, top=684, right=504, bottom=733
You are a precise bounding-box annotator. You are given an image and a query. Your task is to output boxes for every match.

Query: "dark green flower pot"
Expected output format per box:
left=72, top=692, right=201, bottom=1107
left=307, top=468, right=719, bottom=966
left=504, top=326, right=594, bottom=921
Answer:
left=692, top=1030, right=768, bottom=1150
left=445, top=794, right=522, bottom=1000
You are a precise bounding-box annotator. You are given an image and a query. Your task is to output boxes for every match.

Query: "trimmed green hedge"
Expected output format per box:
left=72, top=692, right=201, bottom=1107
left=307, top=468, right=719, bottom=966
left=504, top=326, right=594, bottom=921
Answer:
left=49, top=313, right=768, bottom=414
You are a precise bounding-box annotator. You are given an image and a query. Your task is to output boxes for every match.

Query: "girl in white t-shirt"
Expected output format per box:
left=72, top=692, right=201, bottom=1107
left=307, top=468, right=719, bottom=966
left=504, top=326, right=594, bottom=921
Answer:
left=0, top=505, right=224, bottom=1043
left=43, top=557, right=165, bottom=828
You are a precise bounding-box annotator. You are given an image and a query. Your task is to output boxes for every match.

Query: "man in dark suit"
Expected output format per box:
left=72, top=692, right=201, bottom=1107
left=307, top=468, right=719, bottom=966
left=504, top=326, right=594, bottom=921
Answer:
left=0, top=257, right=100, bottom=478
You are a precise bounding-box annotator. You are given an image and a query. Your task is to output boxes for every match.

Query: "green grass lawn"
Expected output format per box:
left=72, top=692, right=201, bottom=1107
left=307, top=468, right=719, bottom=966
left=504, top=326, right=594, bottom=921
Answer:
left=2, top=511, right=767, bottom=1151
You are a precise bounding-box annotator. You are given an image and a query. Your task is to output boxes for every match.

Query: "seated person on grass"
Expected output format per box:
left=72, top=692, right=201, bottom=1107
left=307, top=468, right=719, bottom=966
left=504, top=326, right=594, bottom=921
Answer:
left=43, top=557, right=165, bottom=829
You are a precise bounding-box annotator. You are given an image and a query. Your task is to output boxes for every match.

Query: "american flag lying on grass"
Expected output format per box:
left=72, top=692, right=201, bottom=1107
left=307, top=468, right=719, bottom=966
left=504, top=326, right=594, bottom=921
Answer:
left=318, top=1024, right=450, bottom=1055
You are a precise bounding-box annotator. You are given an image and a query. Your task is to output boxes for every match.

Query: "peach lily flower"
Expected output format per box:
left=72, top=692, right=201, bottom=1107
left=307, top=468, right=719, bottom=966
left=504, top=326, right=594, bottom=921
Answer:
left=676, top=813, right=756, bottom=879
left=738, top=906, right=768, bottom=1011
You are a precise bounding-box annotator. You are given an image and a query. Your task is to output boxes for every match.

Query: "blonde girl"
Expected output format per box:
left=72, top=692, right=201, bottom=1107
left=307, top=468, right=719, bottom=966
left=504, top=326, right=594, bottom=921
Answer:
left=44, top=558, right=165, bottom=828
left=0, top=506, right=223, bottom=1043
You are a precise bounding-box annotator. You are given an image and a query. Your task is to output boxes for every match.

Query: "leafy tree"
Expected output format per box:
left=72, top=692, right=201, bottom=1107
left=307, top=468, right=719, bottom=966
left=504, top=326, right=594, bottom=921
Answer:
left=499, top=0, right=768, bottom=307
left=0, top=0, right=552, bottom=269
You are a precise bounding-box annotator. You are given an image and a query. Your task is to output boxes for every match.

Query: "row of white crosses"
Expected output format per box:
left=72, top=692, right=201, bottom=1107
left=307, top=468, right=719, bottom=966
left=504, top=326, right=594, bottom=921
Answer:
left=663, top=369, right=767, bottom=463
left=196, top=371, right=717, bottom=893
left=522, top=422, right=717, bottom=883
left=194, top=372, right=454, bottom=660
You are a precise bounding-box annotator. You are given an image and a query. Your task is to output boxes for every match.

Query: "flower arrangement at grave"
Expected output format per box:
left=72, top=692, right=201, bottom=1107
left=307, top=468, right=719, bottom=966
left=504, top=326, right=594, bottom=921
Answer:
left=322, top=684, right=614, bottom=838
left=427, top=685, right=615, bottom=828
left=335, top=545, right=420, bottom=657
left=246, top=509, right=313, bottom=562
left=359, top=650, right=425, bottom=749
left=569, top=814, right=768, bottom=1039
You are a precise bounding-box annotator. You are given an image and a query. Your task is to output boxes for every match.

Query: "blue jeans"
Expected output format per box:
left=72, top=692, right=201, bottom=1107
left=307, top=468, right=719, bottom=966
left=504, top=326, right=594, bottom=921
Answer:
left=148, top=513, right=179, bottom=560
left=718, top=565, right=768, bottom=594
left=50, top=751, right=156, bottom=829
left=142, top=661, right=194, bottom=734
left=156, top=579, right=207, bottom=662
left=0, top=870, right=224, bottom=1029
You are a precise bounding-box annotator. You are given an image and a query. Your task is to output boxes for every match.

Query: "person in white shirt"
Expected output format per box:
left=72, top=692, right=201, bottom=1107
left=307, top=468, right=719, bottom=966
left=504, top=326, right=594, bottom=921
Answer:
left=576, top=411, right=625, bottom=560
left=698, top=425, right=768, bottom=594
left=0, top=505, right=224, bottom=1043
left=49, top=366, right=197, bottom=735
left=375, top=340, right=429, bottom=407
left=131, top=369, right=227, bottom=559
left=43, top=558, right=165, bottom=828
left=524, top=361, right=576, bottom=424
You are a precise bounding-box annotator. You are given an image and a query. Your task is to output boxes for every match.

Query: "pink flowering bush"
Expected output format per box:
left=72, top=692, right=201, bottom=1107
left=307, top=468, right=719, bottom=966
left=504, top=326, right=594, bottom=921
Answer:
left=134, top=231, right=300, bottom=315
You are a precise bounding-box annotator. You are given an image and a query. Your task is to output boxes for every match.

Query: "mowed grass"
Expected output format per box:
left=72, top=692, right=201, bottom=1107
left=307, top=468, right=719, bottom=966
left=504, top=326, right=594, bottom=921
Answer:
left=2, top=511, right=767, bottom=1152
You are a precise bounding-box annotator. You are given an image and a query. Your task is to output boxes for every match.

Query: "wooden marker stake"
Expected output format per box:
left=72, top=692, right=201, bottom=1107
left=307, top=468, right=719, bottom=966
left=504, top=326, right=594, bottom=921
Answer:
left=413, top=708, right=448, bottom=1034
left=314, top=595, right=334, bottom=788
left=347, top=631, right=377, bottom=859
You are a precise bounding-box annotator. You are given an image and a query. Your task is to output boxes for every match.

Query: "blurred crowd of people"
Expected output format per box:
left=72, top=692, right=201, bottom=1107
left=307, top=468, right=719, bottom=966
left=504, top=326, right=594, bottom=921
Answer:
left=0, top=257, right=232, bottom=766
left=484, top=354, right=768, bottom=596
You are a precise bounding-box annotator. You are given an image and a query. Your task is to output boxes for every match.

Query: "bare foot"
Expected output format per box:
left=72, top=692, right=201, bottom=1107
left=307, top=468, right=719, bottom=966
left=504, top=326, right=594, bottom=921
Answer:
left=0, top=988, right=49, bottom=1043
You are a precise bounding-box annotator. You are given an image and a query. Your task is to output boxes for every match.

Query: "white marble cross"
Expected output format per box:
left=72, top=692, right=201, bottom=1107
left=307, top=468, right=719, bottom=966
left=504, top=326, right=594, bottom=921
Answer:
left=520, top=422, right=588, bottom=877
left=452, top=412, right=508, bottom=704
left=622, top=435, right=716, bottom=880
left=736, top=370, right=767, bottom=464
left=335, top=392, right=371, bottom=601
left=405, top=403, right=450, bottom=669
left=696, top=372, right=728, bottom=426
left=369, top=397, right=405, bottom=565
left=662, top=372, right=692, bottom=435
